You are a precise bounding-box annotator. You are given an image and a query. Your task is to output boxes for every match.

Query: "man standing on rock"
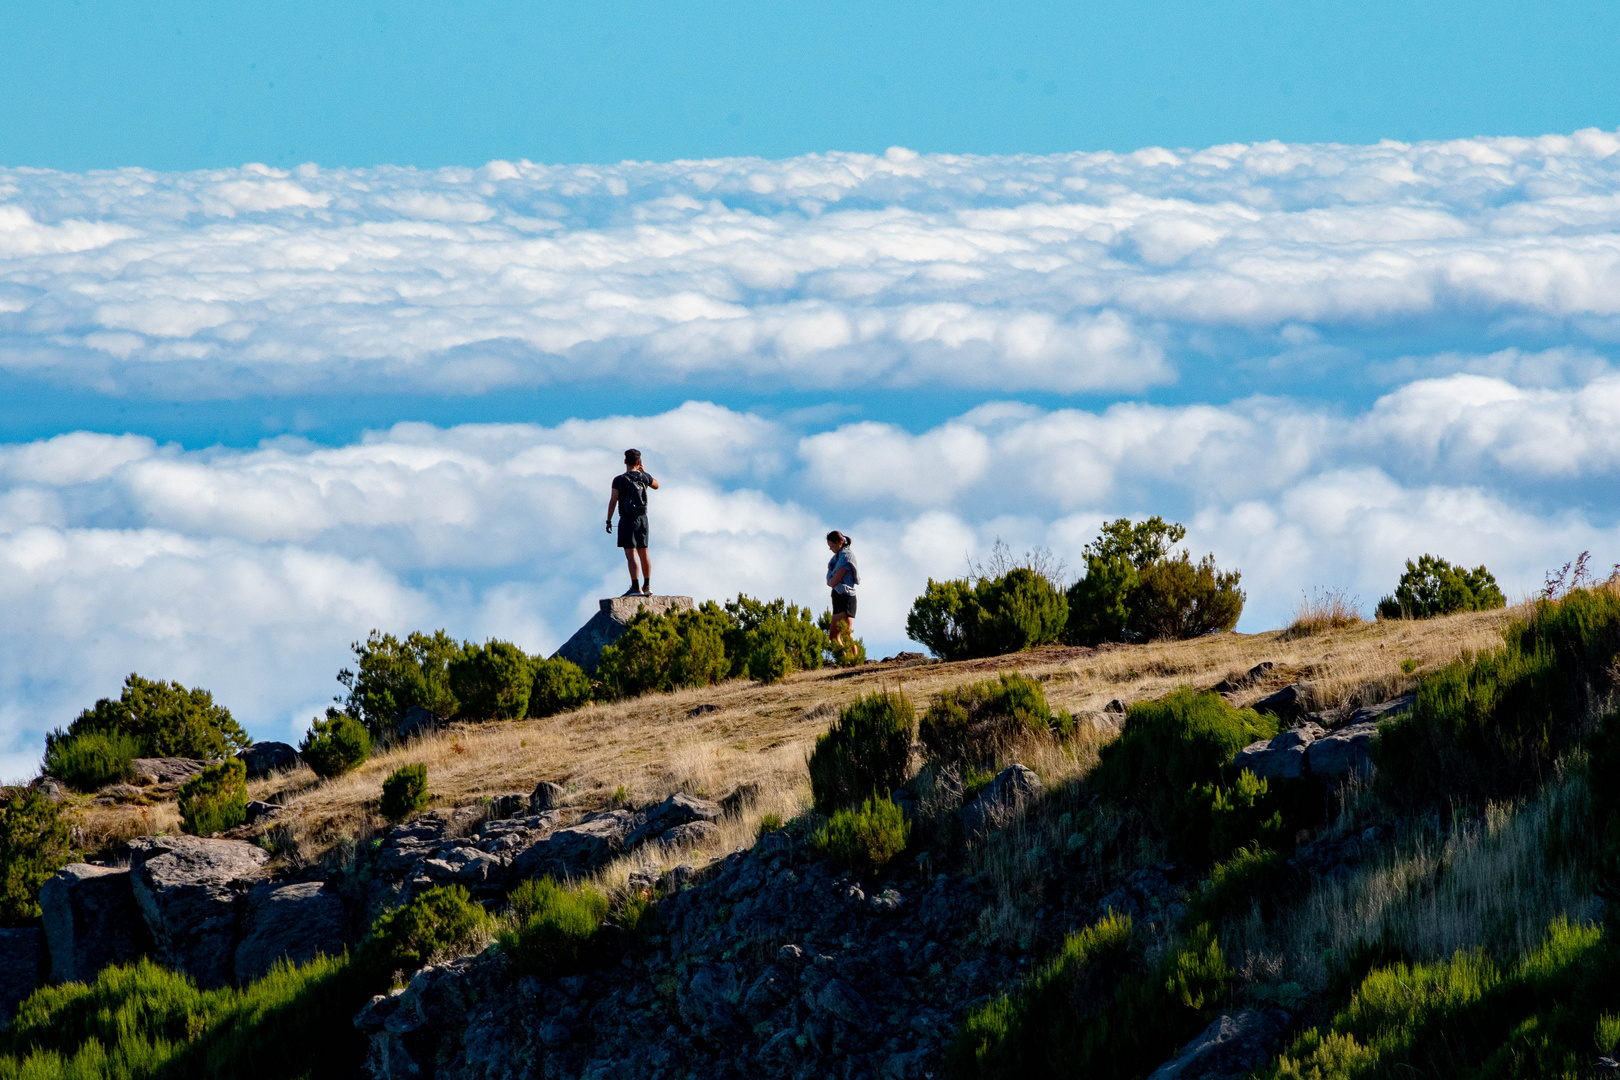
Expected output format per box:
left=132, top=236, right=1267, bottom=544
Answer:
left=606, top=448, right=659, bottom=596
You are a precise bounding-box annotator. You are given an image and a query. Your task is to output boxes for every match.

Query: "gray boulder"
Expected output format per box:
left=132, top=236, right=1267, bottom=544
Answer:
left=1347, top=693, right=1415, bottom=726
left=1306, top=722, right=1379, bottom=781
left=130, top=758, right=210, bottom=786
left=1147, top=1009, right=1291, bottom=1079
left=1214, top=662, right=1273, bottom=693
left=486, top=793, right=527, bottom=819
left=234, top=881, right=346, bottom=984
left=960, top=765, right=1043, bottom=835
left=1234, top=723, right=1324, bottom=782
left=510, top=810, right=633, bottom=881
left=420, top=846, right=508, bottom=889
left=657, top=820, right=721, bottom=852
left=551, top=595, right=695, bottom=674
left=529, top=781, right=566, bottom=813
left=240, top=741, right=299, bottom=778
left=397, top=706, right=442, bottom=742
left=128, top=835, right=271, bottom=989
left=39, top=863, right=153, bottom=984
left=0, top=927, right=43, bottom=1027
left=719, top=782, right=761, bottom=818
left=624, top=793, right=722, bottom=849
left=1252, top=683, right=1312, bottom=721
left=244, top=799, right=281, bottom=824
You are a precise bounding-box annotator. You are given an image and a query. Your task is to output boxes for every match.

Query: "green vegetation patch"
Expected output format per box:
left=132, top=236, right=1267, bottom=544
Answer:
left=177, top=759, right=247, bottom=837
left=1376, top=553, right=1506, bottom=620
left=0, top=787, right=74, bottom=925
left=497, top=876, right=608, bottom=978
left=817, top=795, right=911, bottom=872
left=337, top=629, right=462, bottom=738
left=298, top=711, right=372, bottom=780
left=447, top=639, right=533, bottom=721
left=919, top=672, right=1068, bottom=770
left=527, top=657, right=592, bottom=718
left=42, top=730, right=143, bottom=792
left=807, top=689, right=914, bottom=814
left=356, top=884, right=488, bottom=990
left=907, top=567, right=1068, bottom=662
left=46, top=674, right=250, bottom=786
left=1064, top=517, right=1244, bottom=646
left=380, top=763, right=430, bottom=821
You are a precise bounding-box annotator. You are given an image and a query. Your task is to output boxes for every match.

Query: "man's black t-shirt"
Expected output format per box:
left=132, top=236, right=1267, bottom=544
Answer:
left=612, top=470, right=655, bottom=519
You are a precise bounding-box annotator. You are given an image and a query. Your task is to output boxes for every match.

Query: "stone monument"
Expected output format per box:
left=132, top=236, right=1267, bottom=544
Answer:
left=551, top=595, right=694, bottom=673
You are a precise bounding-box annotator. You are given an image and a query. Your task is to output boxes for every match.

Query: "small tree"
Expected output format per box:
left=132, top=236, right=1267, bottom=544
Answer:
left=0, top=788, right=74, bottom=925
left=67, top=673, right=250, bottom=759
left=1064, top=518, right=1243, bottom=645
left=300, top=710, right=373, bottom=779
left=807, top=690, right=915, bottom=814
left=338, top=629, right=462, bottom=738
left=905, top=568, right=1067, bottom=661
left=723, top=595, right=824, bottom=679
left=448, top=640, right=533, bottom=720
left=178, top=759, right=248, bottom=836
left=380, top=764, right=430, bottom=821
left=527, top=658, right=592, bottom=718
left=1377, top=555, right=1506, bottom=620
left=920, top=673, right=1063, bottom=769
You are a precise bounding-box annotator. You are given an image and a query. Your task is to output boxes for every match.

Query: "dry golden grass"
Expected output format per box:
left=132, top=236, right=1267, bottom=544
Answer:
left=1280, top=587, right=1365, bottom=640
left=74, top=603, right=1522, bottom=872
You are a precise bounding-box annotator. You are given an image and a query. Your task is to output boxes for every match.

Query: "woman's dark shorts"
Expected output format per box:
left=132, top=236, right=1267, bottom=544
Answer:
left=832, top=591, right=856, bottom=618
left=617, top=515, right=649, bottom=549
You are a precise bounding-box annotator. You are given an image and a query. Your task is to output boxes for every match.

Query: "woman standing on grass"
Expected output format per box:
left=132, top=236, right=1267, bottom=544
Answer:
left=826, top=530, right=858, bottom=650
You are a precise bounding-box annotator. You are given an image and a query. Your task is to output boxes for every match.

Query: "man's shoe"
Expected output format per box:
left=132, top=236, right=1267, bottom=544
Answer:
left=622, top=585, right=642, bottom=597
left=641, top=584, right=652, bottom=596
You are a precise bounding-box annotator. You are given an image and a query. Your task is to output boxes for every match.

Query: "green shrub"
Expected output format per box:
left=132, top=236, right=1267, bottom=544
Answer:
left=41, top=729, right=143, bottom=791
left=1591, top=710, right=1620, bottom=899
left=380, top=764, right=430, bottom=821
left=337, top=629, right=463, bottom=738
left=947, top=913, right=1226, bottom=1080
left=597, top=602, right=734, bottom=699
left=64, top=673, right=250, bottom=760
left=527, top=657, right=592, bottom=717
left=723, top=595, right=824, bottom=679
left=1201, top=768, right=1288, bottom=863
left=746, top=631, right=792, bottom=684
left=1186, top=844, right=1290, bottom=928
left=1064, top=518, right=1244, bottom=645
left=817, top=795, right=910, bottom=872
left=0, top=953, right=367, bottom=1080
left=497, top=876, right=608, bottom=978
left=178, top=759, right=248, bottom=836
left=298, top=711, right=372, bottom=779
left=1376, top=583, right=1620, bottom=809
left=919, top=673, right=1062, bottom=769
left=0, top=788, right=74, bottom=925
left=357, top=885, right=488, bottom=989
left=1089, top=689, right=1278, bottom=864
left=807, top=690, right=915, bottom=814
left=1376, top=553, right=1506, bottom=620
left=1264, top=918, right=1619, bottom=1080
left=906, top=568, right=1068, bottom=661
left=447, top=639, right=532, bottom=720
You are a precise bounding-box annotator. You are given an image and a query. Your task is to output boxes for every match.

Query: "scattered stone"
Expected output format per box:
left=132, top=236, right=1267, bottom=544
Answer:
left=239, top=741, right=300, bottom=778
left=0, top=927, right=43, bottom=1028
left=485, top=793, right=527, bottom=819
left=244, top=800, right=281, bottom=824
left=1213, top=662, right=1274, bottom=694
left=1104, top=698, right=1127, bottom=713
left=39, top=863, right=153, bottom=984
left=32, top=777, right=68, bottom=803
left=99, top=783, right=147, bottom=801
left=397, top=706, right=443, bottom=742
left=1305, top=722, right=1378, bottom=781
left=127, top=835, right=271, bottom=989
left=529, top=781, right=566, bottom=813
left=624, top=793, right=722, bottom=849
left=879, top=651, right=928, bottom=664
left=720, top=782, right=762, bottom=818
left=960, top=765, right=1043, bottom=836
left=657, top=821, right=721, bottom=852
left=1234, top=723, right=1325, bottom=782
left=1346, top=693, right=1415, bottom=727
left=1076, top=711, right=1125, bottom=736
left=130, top=758, right=209, bottom=786
left=1147, top=1009, right=1292, bottom=1079
left=234, top=881, right=346, bottom=984
left=688, top=703, right=722, bottom=717
left=1251, top=683, right=1312, bottom=722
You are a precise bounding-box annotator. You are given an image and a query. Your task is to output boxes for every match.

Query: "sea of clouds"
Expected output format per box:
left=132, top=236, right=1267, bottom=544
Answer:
left=3, top=129, right=1620, bottom=778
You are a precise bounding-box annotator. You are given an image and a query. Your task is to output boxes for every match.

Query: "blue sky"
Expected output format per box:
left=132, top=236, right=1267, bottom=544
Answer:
left=1, top=3, right=1619, bottom=776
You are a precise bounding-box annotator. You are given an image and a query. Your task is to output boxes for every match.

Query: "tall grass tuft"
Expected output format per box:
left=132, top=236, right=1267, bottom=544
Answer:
left=1281, top=587, right=1363, bottom=640
left=41, top=730, right=143, bottom=792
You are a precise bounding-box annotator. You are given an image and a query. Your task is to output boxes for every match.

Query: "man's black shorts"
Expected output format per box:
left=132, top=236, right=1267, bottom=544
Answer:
left=832, top=591, right=856, bottom=618
left=616, top=515, right=649, bottom=549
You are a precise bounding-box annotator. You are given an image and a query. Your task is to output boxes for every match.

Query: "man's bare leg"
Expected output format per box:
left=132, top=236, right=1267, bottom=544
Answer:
left=635, top=548, right=651, bottom=593
left=621, top=547, right=640, bottom=593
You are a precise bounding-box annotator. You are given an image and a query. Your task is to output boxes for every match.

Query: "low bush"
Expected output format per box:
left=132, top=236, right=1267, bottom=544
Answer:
left=357, top=885, right=488, bottom=989
left=337, top=629, right=462, bottom=738
left=807, top=690, right=915, bottom=814
left=527, top=657, right=592, bottom=718
left=947, top=913, right=1226, bottom=1080
left=178, top=759, right=248, bottom=836
left=41, top=729, right=143, bottom=791
left=380, top=764, right=430, bottom=821
left=64, top=673, right=251, bottom=760
left=817, top=795, right=911, bottom=872
left=1375, top=553, right=1506, bottom=620
left=0, top=954, right=367, bottom=1079
left=299, top=710, right=372, bottom=779
left=920, top=673, right=1065, bottom=769
left=0, top=787, right=74, bottom=925
left=907, top=568, right=1068, bottom=662
left=1265, top=918, right=1619, bottom=1080
left=1064, top=518, right=1244, bottom=645
left=1376, top=582, right=1620, bottom=809
left=1089, top=689, right=1285, bottom=864
left=724, top=595, right=824, bottom=680
left=497, top=876, right=608, bottom=978
left=596, top=602, right=733, bottom=699
left=1186, top=843, right=1290, bottom=928
left=448, top=639, right=533, bottom=720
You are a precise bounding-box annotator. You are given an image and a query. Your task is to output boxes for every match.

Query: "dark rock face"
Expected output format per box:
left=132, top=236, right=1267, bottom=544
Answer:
left=1251, top=683, right=1312, bottom=721
left=1235, top=697, right=1396, bottom=786
left=1306, top=722, right=1378, bottom=781
left=234, top=881, right=347, bottom=984
left=1147, top=1009, right=1292, bottom=1079
left=0, top=927, right=43, bottom=1027
left=1234, top=723, right=1325, bottom=782
left=240, top=741, right=300, bottom=778
left=355, top=830, right=997, bottom=1080
left=244, top=800, right=281, bottom=824
left=130, top=758, right=210, bottom=786
left=719, top=782, right=761, bottom=818
left=39, top=863, right=153, bottom=983
left=961, top=765, right=1043, bottom=836
left=1214, top=662, right=1274, bottom=694
left=398, top=706, right=443, bottom=742
left=510, top=811, right=633, bottom=882
left=623, top=793, right=722, bottom=849
left=528, top=782, right=566, bottom=813
left=551, top=595, right=695, bottom=674
left=127, top=835, right=271, bottom=989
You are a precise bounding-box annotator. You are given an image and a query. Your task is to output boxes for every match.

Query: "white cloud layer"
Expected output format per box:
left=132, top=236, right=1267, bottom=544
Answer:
left=4, top=130, right=1620, bottom=395
left=5, top=377, right=1620, bottom=779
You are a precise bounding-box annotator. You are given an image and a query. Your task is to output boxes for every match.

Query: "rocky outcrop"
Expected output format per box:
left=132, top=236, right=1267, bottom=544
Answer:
left=128, top=835, right=271, bottom=989
left=1147, top=1009, right=1292, bottom=1079
left=130, top=758, right=210, bottom=786
left=234, top=881, right=347, bottom=984
left=1251, top=683, right=1312, bottom=722
left=240, top=741, right=299, bottom=778
left=528, top=782, right=565, bottom=812
left=510, top=810, right=634, bottom=882
left=551, top=595, right=695, bottom=674
left=1234, top=696, right=1404, bottom=786
left=1234, top=723, right=1324, bottom=781
left=961, top=765, right=1043, bottom=835
left=0, top=927, right=43, bottom=1027
left=39, top=863, right=153, bottom=983
left=623, top=793, right=721, bottom=848
left=1305, top=722, right=1379, bottom=781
